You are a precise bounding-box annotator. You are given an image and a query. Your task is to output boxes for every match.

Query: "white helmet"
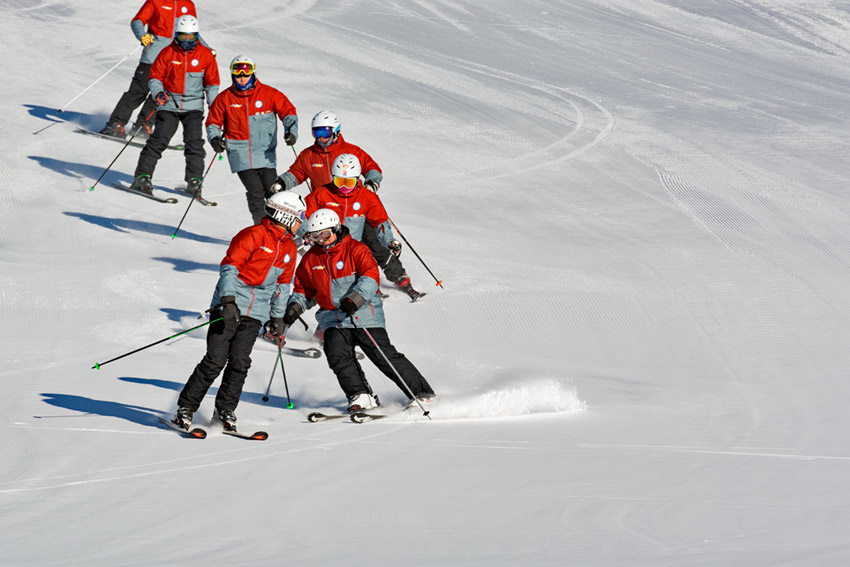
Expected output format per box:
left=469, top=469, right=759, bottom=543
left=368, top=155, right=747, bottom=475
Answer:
left=311, top=111, right=340, bottom=147
left=175, top=15, right=199, bottom=34
left=174, top=15, right=199, bottom=50
left=332, top=153, right=361, bottom=179
left=230, top=55, right=256, bottom=74
left=265, top=191, right=306, bottom=227
left=312, top=110, right=340, bottom=131
left=229, top=55, right=256, bottom=90
left=303, top=208, right=341, bottom=234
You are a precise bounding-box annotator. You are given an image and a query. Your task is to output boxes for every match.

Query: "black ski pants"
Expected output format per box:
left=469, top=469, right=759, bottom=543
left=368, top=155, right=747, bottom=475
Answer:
left=107, top=62, right=157, bottom=127
left=237, top=167, right=278, bottom=224
left=135, top=110, right=205, bottom=183
left=361, top=222, right=405, bottom=282
left=177, top=313, right=263, bottom=413
left=323, top=326, right=434, bottom=400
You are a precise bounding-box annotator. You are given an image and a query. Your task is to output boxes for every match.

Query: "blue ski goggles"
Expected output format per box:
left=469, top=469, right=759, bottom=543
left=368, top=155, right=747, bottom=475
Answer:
left=312, top=126, right=336, bottom=139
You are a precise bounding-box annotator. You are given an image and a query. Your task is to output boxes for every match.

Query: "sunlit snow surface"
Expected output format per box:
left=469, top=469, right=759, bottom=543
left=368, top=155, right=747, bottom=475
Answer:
left=3, top=1, right=850, bottom=565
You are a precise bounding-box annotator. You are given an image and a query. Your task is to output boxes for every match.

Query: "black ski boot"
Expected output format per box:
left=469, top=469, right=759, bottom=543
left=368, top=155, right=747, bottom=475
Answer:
left=186, top=177, right=203, bottom=196
left=394, top=274, right=425, bottom=302
left=99, top=121, right=126, bottom=139
left=216, top=407, right=237, bottom=432
left=130, top=175, right=154, bottom=195
left=172, top=407, right=194, bottom=430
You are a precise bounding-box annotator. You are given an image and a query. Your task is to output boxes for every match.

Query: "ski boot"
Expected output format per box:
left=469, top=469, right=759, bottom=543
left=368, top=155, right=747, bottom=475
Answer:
left=394, top=273, right=425, bottom=302
left=132, top=121, right=153, bottom=140
left=216, top=407, right=238, bottom=432
left=347, top=392, right=380, bottom=414
left=172, top=407, right=194, bottom=430
left=130, top=174, right=154, bottom=195
left=186, top=177, right=203, bottom=197
left=99, top=121, right=126, bottom=139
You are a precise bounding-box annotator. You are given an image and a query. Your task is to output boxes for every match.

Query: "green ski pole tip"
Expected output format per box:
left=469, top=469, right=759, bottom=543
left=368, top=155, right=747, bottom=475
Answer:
left=287, top=403, right=294, bottom=409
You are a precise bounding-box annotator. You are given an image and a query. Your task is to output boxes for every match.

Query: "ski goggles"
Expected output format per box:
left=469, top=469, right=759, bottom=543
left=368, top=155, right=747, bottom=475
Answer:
left=312, top=126, right=335, bottom=139
left=230, top=61, right=255, bottom=76
left=306, top=229, right=334, bottom=244
left=176, top=32, right=198, bottom=43
left=333, top=176, right=357, bottom=190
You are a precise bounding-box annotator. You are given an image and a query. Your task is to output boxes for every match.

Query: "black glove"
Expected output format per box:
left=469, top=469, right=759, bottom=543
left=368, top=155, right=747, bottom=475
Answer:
left=220, top=295, right=240, bottom=327
left=339, top=292, right=365, bottom=316
left=282, top=303, right=303, bottom=326
left=388, top=240, right=402, bottom=257
left=365, top=180, right=379, bottom=193
left=268, top=317, right=286, bottom=338
left=284, top=132, right=297, bottom=146
left=210, top=137, right=226, bottom=153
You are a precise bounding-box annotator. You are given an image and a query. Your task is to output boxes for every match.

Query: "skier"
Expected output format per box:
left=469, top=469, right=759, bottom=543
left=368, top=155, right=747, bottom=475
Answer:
left=282, top=208, right=435, bottom=414
left=271, top=111, right=408, bottom=288
left=129, top=15, right=219, bottom=196
left=304, top=154, right=423, bottom=300
left=172, top=191, right=306, bottom=431
left=206, top=55, right=298, bottom=224
left=99, top=0, right=209, bottom=139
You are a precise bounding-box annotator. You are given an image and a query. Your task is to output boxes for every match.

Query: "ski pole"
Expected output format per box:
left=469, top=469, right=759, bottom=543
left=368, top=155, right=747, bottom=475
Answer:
left=171, top=151, right=220, bottom=239
left=275, top=335, right=294, bottom=408
left=89, top=108, right=157, bottom=191
left=387, top=216, right=444, bottom=288
left=58, top=45, right=142, bottom=113
left=349, top=315, right=431, bottom=419
left=92, top=317, right=222, bottom=369
left=261, top=326, right=293, bottom=407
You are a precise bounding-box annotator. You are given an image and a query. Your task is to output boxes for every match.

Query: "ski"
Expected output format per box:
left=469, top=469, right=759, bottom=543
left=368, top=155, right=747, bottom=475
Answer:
left=158, top=417, right=207, bottom=438
left=175, top=186, right=217, bottom=207
left=111, top=182, right=178, bottom=204
left=76, top=127, right=184, bottom=150
left=222, top=429, right=269, bottom=440
left=406, top=290, right=426, bottom=302
left=307, top=412, right=351, bottom=422
left=259, top=335, right=364, bottom=360
left=350, top=412, right=388, bottom=424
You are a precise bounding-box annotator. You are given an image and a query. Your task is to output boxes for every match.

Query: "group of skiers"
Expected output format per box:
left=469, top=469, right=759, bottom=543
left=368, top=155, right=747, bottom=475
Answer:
left=98, top=0, right=436, bottom=432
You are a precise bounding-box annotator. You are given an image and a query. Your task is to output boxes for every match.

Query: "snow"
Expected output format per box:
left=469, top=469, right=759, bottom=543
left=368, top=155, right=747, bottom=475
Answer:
left=3, top=0, right=850, bottom=564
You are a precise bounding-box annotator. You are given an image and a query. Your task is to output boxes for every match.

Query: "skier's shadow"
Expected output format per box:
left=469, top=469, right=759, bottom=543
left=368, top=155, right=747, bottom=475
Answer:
left=38, top=393, right=161, bottom=428
left=28, top=155, right=122, bottom=183
left=153, top=257, right=220, bottom=274
left=64, top=211, right=229, bottom=244
left=120, top=376, right=302, bottom=409
left=24, top=104, right=101, bottom=128
left=161, top=307, right=207, bottom=323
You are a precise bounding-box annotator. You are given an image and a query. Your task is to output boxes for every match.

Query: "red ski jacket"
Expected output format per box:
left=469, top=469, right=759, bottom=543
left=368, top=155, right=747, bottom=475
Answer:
left=148, top=42, right=219, bottom=112
left=134, top=0, right=197, bottom=38
left=211, top=218, right=298, bottom=323
left=132, top=0, right=199, bottom=64
left=206, top=80, right=297, bottom=172
left=286, top=135, right=381, bottom=192
left=290, top=229, right=384, bottom=330
left=305, top=183, right=394, bottom=246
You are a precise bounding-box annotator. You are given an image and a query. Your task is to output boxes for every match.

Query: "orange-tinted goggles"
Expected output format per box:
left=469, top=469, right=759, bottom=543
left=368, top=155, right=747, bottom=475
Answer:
left=333, top=176, right=357, bottom=189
